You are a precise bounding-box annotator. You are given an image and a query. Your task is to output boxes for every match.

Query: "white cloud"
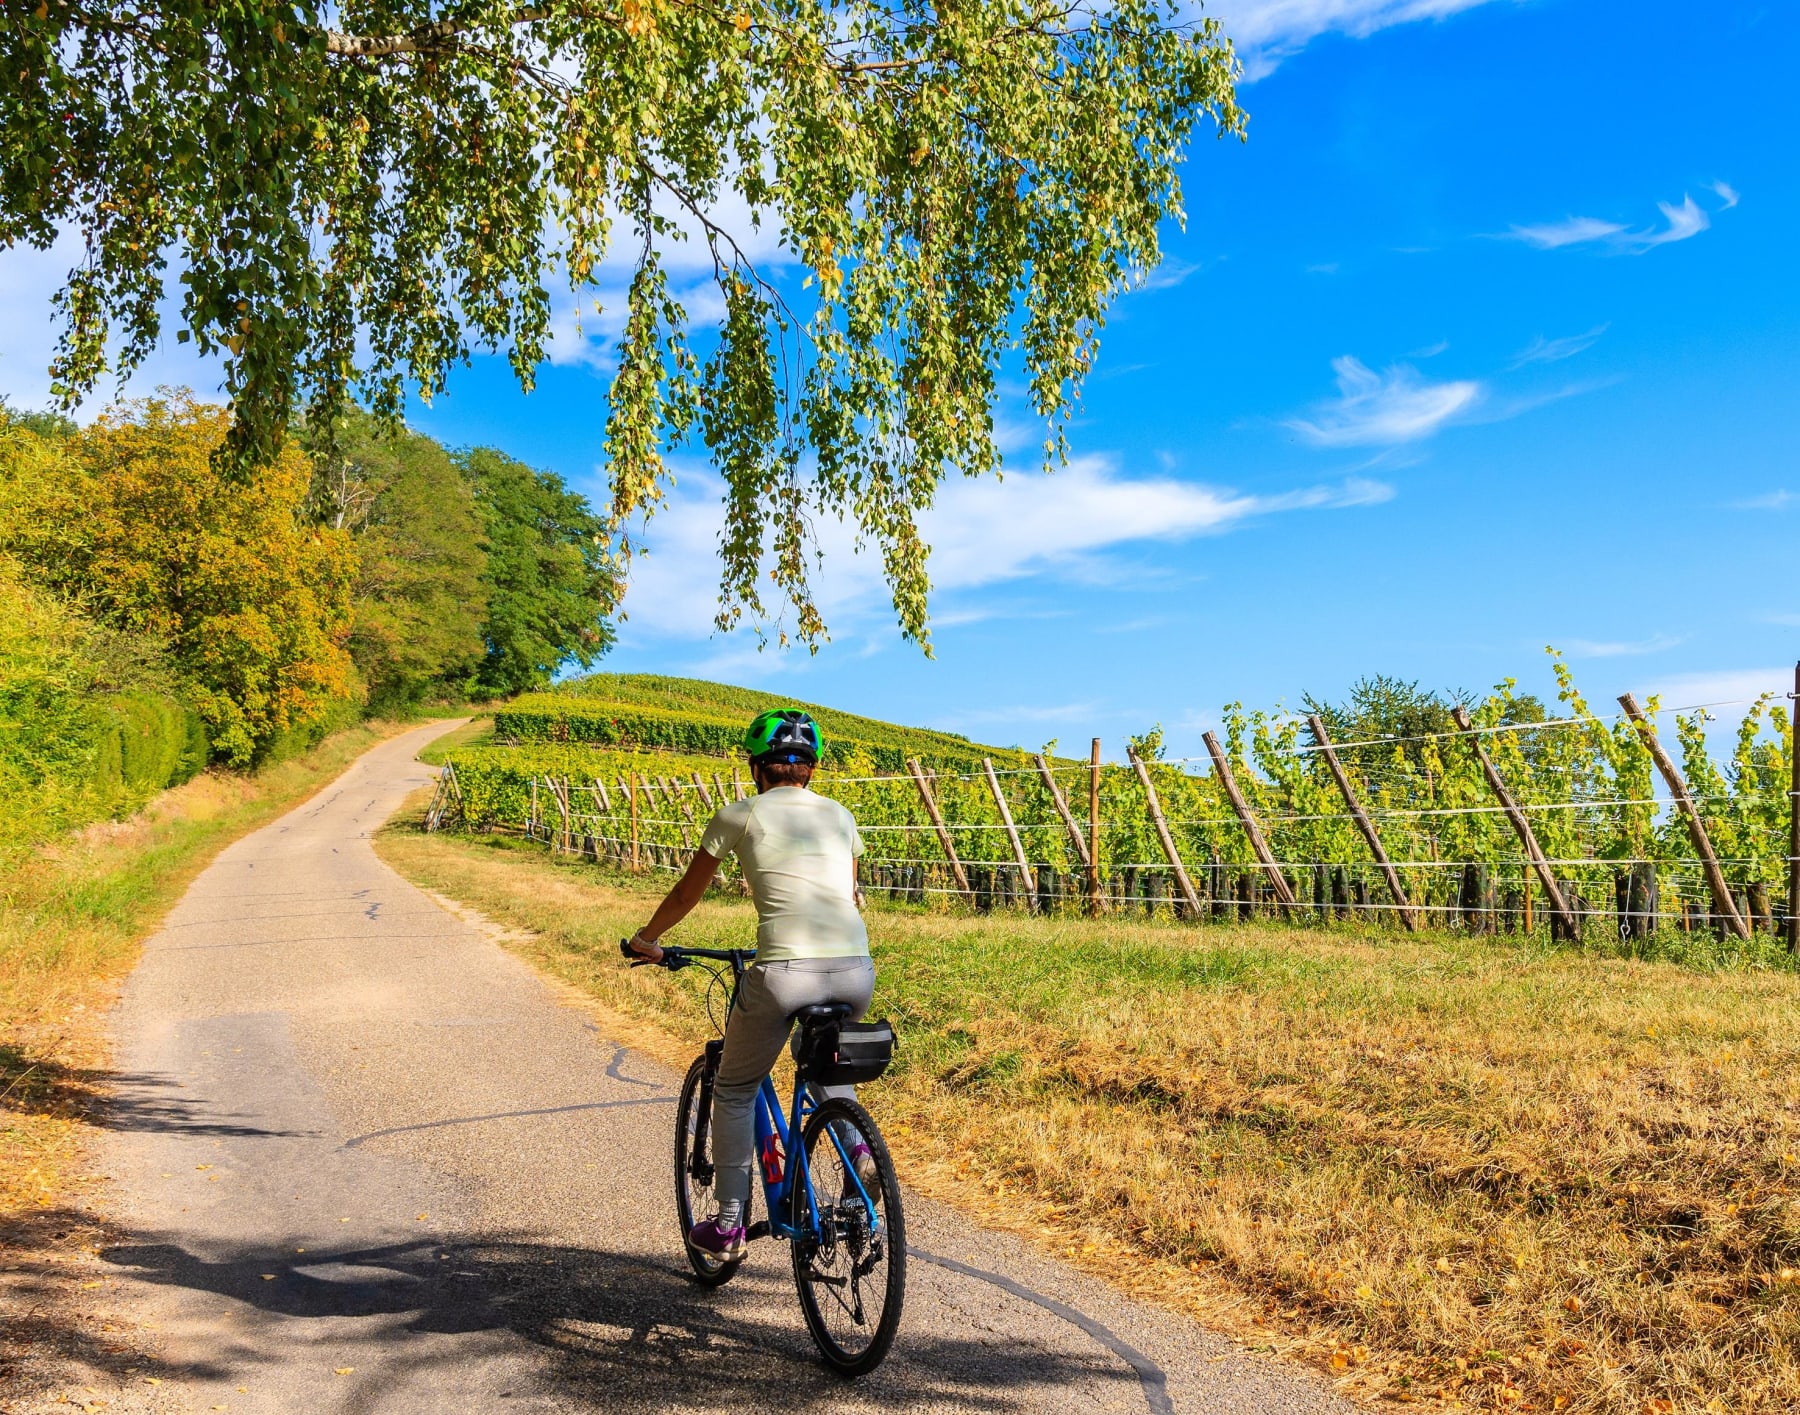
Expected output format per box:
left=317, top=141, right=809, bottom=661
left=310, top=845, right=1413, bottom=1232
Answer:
left=611, top=457, right=1392, bottom=645
left=1508, top=324, right=1608, bottom=369
left=1633, top=194, right=1710, bottom=249
left=1732, top=490, right=1796, bottom=511
left=1503, top=216, right=1628, bottom=250
left=1286, top=355, right=1481, bottom=447
left=1132, top=258, right=1207, bottom=293
left=1209, top=0, right=1508, bottom=80
left=1638, top=668, right=1796, bottom=717
left=1501, top=194, right=1715, bottom=254
left=1407, top=339, right=1450, bottom=358
left=1709, top=180, right=1740, bottom=210
left=1563, top=634, right=1683, bottom=659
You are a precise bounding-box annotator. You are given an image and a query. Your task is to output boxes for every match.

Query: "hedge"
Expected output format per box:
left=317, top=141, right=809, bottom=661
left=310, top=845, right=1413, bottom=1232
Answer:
left=1, top=566, right=208, bottom=853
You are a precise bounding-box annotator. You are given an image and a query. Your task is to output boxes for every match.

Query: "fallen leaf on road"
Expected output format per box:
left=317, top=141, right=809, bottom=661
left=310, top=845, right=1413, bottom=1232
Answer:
left=333, top=1367, right=354, bottom=1376
left=80, top=1280, right=102, bottom=1289
left=259, top=1274, right=274, bottom=1281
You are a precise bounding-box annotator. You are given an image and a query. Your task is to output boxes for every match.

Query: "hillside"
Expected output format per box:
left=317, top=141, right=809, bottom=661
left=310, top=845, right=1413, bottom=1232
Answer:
left=492, top=673, right=1047, bottom=773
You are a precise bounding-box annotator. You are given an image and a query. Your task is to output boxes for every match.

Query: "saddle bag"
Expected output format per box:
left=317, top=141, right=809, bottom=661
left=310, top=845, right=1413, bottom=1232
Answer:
left=800, top=1018, right=896, bottom=1086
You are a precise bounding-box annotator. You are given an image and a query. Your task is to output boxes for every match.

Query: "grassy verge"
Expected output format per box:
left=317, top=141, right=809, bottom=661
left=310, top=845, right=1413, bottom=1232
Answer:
left=377, top=823, right=1800, bottom=1413
left=417, top=712, right=492, bottom=765
left=0, top=719, right=423, bottom=1219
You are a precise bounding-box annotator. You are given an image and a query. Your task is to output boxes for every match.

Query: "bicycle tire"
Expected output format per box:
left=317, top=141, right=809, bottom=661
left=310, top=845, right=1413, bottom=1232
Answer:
left=790, top=1096, right=906, bottom=1377
left=675, top=1054, right=742, bottom=1287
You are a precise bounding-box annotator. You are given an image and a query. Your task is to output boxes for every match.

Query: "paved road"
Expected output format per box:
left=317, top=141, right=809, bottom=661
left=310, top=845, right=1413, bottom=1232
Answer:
left=68, top=723, right=1352, bottom=1414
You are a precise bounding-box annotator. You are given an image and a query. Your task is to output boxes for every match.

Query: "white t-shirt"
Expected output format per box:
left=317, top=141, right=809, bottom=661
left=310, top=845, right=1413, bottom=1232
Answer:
left=698, top=786, right=868, bottom=963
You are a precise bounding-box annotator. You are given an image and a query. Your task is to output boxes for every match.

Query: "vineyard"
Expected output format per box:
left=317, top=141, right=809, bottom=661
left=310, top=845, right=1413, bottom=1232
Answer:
left=432, top=663, right=1800, bottom=960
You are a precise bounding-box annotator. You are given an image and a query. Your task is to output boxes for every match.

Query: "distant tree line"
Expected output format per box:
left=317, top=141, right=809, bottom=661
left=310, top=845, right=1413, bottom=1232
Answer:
left=0, top=390, right=614, bottom=843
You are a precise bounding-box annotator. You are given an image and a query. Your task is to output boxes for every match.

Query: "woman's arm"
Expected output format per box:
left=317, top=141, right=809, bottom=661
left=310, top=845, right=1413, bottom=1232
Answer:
left=627, top=849, right=722, bottom=961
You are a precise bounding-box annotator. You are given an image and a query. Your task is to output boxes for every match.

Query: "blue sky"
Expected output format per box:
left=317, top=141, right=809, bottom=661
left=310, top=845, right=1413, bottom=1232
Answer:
left=3, top=0, right=1795, bottom=758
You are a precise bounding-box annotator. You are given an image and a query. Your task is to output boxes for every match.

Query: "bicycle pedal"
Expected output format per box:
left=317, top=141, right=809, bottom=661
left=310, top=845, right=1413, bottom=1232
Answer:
left=745, top=1220, right=771, bottom=1242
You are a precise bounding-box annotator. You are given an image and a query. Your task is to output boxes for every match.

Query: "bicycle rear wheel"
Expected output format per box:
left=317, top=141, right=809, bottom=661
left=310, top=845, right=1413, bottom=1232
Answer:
left=675, top=1055, right=742, bottom=1286
left=791, top=1096, right=905, bottom=1377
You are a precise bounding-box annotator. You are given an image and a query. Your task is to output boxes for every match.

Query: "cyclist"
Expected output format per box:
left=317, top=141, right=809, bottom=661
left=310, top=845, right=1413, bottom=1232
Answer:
left=626, top=708, right=875, bottom=1259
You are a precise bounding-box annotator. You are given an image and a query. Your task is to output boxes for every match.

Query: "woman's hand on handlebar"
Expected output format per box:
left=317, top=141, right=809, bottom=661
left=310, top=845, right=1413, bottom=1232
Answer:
left=625, top=929, right=664, bottom=964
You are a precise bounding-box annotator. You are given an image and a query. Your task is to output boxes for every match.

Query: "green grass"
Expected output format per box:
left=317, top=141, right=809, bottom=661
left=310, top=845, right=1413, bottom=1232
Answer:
left=377, top=823, right=1800, bottom=1415
left=416, top=713, right=492, bottom=765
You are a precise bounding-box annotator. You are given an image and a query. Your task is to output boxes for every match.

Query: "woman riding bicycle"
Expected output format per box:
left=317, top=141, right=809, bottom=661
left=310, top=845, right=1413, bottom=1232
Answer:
left=625, top=708, right=875, bottom=1259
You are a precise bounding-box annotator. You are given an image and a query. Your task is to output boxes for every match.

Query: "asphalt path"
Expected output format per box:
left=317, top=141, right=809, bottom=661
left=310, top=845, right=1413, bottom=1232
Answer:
left=68, top=722, right=1354, bottom=1414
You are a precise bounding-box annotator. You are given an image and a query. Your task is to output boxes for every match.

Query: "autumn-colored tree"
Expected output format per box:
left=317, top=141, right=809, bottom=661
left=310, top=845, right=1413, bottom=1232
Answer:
left=0, top=392, right=356, bottom=765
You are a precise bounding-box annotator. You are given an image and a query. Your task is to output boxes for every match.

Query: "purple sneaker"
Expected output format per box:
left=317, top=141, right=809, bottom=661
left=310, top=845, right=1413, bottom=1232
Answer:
left=687, top=1218, right=748, bottom=1259
left=848, top=1142, right=881, bottom=1192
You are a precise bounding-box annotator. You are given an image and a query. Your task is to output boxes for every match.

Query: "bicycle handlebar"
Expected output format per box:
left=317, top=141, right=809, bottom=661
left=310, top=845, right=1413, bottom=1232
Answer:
left=619, top=938, right=755, bottom=970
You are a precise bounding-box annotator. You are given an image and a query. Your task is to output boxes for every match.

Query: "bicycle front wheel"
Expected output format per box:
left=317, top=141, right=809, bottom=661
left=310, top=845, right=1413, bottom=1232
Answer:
left=791, top=1096, right=906, bottom=1377
left=675, top=1055, right=741, bottom=1286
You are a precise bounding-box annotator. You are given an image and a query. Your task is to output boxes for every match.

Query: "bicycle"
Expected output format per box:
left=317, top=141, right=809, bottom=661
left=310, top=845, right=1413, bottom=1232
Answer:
left=619, top=940, right=906, bottom=1376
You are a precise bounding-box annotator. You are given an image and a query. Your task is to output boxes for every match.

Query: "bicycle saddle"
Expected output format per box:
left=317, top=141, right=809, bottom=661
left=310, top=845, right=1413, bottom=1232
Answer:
left=792, top=1002, right=854, bottom=1026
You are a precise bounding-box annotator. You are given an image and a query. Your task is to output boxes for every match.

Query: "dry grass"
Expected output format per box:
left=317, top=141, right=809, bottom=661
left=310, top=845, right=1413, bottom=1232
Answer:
left=377, top=825, right=1800, bottom=1414
left=0, top=720, right=417, bottom=1220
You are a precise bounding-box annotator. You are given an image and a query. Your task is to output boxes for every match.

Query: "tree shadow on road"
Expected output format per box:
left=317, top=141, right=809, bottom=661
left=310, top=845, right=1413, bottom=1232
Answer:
left=90, top=1226, right=1146, bottom=1411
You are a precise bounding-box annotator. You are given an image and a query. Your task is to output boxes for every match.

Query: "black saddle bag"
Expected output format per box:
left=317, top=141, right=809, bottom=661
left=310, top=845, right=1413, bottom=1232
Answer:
left=799, top=1018, right=896, bottom=1086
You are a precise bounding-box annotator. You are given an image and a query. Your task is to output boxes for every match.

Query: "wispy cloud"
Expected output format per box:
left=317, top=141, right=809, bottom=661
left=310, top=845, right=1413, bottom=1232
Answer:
left=1408, top=339, right=1450, bottom=358
left=611, top=457, right=1393, bottom=645
left=1132, top=258, right=1208, bottom=293
left=1287, top=356, right=1481, bottom=447
left=1731, top=490, right=1795, bottom=511
left=1501, top=194, right=1717, bottom=254
left=1709, top=180, right=1740, bottom=210
left=1638, top=667, right=1795, bottom=718
left=1564, top=633, right=1684, bottom=659
left=1504, top=215, right=1627, bottom=250
left=1210, top=0, right=1508, bottom=81
left=1509, top=324, right=1608, bottom=368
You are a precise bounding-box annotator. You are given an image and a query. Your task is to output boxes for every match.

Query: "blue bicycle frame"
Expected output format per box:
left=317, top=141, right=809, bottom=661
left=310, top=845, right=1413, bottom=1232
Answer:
left=752, top=1066, right=883, bottom=1246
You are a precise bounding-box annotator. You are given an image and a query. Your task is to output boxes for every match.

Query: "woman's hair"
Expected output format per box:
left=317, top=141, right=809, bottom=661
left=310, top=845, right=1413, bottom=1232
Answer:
left=755, top=758, right=815, bottom=789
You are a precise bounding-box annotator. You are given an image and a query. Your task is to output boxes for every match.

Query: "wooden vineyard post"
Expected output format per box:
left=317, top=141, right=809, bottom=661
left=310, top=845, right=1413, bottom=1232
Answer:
left=982, top=758, right=1036, bottom=909
left=629, top=772, right=640, bottom=872
left=732, top=767, right=746, bottom=801
left=1790, top=661, right=1800, bottom=955
left=666, top=778, right=696, bottom=850
left=712, top=772, right=730, bottom=810
left=1035, top=754, right=1092, bottom=874
left=692, top=773, right=716, bottom=812
left=556, top=775, right=573, bottom=853
left=1449, top=706, right=1579, bottom=940
left=1522, top=863, right=1533, bottom=934
left=907, top=758, right=971, bottom=899
left=593, top=777, right=611, bottom=813
left=1089, top=738, right=1104, bottom=916
left=1201, top=732, right=1298, bottom=910
left=1126, top=747, right=1203, bottom=917
left=1307, top=714, right=1418, bottom=931
left=530, top=778, right=540, bottom=842
left=423, top=771, right=448, bottom=832
left=1617, top=692, right=1751, bottom=942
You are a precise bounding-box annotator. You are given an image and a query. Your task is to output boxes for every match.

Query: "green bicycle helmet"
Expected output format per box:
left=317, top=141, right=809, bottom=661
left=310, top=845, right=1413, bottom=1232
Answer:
left=743, top=708, right=822, bottom=765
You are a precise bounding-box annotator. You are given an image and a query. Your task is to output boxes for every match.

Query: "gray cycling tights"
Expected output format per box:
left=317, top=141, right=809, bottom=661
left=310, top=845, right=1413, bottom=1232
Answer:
left=710, top=955, right=876, bottom=1226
